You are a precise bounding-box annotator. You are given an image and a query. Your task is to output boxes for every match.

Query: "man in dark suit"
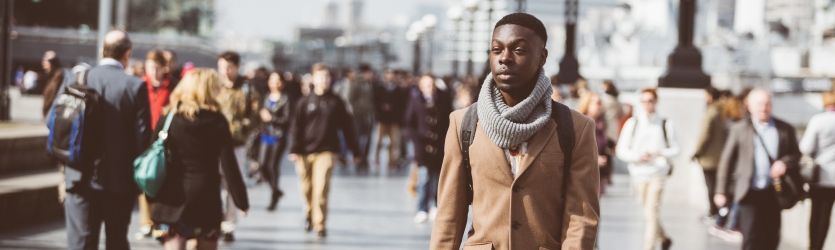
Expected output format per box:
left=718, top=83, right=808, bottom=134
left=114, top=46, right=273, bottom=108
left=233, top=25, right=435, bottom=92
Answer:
left=715, top=89, right=801, bottom=250
left=63, top=30, right=152, bottom=250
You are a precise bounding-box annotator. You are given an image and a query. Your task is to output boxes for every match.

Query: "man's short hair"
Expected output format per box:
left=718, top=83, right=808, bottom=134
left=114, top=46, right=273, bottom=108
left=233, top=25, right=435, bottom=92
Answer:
left=145, top=50, right=168, bottom=67
left=103, top=34, right=132, bottom=59
left=641, top=88, right=658, bottom=100
left=359, top=63, right=373, bottom=73
left=218, top=51, right=241, bottom=66
left=494, top=13, right=548, bottom=44
left=311, top=62, right=330, bottom=74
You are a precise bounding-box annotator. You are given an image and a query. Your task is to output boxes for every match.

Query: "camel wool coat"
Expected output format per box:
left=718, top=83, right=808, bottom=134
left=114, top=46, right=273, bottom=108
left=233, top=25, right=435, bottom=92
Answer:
left=430, top=108, right=600, bottom=250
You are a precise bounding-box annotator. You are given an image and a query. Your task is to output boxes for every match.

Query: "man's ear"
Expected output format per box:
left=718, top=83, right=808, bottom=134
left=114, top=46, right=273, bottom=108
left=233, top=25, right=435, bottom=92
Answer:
left=539, top=48, right=548, bottom=68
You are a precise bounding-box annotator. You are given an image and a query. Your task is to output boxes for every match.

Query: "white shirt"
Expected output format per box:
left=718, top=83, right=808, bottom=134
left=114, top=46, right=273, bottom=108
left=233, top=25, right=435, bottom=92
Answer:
left=99, top=58, right=124, bottom=70
left=504, top=142, right=528, bottom=178
left=616, top=113, right=681, bottom=182
left=751, top=118, right=779, bottom=190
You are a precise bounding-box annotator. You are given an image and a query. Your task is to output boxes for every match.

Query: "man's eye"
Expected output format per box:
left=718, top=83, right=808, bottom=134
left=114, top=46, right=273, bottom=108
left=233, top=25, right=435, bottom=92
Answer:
left=491, top=48, right=502, bottom=53
left=515, top=48, right=525, bottom=53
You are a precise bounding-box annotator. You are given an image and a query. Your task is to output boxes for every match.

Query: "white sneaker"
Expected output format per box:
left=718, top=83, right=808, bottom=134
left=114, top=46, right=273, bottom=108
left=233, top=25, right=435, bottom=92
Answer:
left=414, top=211, right=429, bottom=224
left=428, top=207, right=438, bottom=221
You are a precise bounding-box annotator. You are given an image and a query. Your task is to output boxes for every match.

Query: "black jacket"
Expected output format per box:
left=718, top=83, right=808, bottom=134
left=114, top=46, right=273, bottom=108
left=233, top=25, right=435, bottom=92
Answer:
left=261, top=94, right=292, bottom=140
left=151, top=110, right=249, bottom=227
left=404, top=90, right=453, bottom=171
left=64, top=64, right=151, bottom=194
left=290, top=91, right=360, bottom=155
left=374, top=82, right=408, bottom=124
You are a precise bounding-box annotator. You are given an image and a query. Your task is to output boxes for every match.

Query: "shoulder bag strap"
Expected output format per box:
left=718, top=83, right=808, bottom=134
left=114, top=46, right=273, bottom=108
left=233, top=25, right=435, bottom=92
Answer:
left=460, top=103, right=479, bottom=205
left=552, top=101, right=575, bottom=242
left=158, top=111, right=176, bottom=140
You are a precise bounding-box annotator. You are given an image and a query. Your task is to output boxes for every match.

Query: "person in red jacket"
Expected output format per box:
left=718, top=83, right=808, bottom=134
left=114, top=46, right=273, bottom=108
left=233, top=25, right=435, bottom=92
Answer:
left=144, top=50, right=173, bottom=129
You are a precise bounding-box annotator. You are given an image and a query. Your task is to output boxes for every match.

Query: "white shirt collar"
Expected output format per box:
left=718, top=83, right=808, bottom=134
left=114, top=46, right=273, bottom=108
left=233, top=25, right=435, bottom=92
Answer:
left=99, top=58, right=124, bottom=70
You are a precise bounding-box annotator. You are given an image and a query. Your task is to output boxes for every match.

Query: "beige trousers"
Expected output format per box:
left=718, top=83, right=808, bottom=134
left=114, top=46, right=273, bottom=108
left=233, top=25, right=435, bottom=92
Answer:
left=634, top=177, right=667, bottom=250
left=295, top=152, right=337, bottom=231
left=376, top=123, right=400, bottom=164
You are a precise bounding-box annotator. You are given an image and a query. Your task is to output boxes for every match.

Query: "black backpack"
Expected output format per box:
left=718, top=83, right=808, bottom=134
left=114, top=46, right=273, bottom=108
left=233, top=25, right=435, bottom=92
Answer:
left=459, top=101, right=576, bottom=237
left=46, top=70, right=104, bottom=169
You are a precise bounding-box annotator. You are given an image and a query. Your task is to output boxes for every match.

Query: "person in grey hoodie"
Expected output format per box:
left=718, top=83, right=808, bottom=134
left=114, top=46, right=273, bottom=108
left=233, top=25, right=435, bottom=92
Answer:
left=800, top=91, right=835, bottom=250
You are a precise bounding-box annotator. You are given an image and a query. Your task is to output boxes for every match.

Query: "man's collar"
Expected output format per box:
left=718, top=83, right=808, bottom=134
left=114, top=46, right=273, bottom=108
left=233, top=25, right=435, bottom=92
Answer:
left=751, top=117, right=774, bottom=129
left=99, top=58, right=124, bottom=70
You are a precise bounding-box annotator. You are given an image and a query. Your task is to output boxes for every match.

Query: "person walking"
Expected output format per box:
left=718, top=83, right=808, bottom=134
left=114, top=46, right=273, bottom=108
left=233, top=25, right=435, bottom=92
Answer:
left=40, top=50, right=66, bottom=118
left=258, top=72, right=292, bottom=211
left=578, top=93, right=614, bottom=195
left=616, top=88, right=680, bottom=250
left=334, top=66, right=376, bottom=169
left=693, top=86, right=727, bottom=222
left=288, top=63, right=361, bottom=238
left=714, top=89, right=801, bottom=250
left=430, top=13, right=599, bottom=249
left=800, top=91, right=835, bottom=250
left=215, top=51, right=260, bottom=242
left=63, top=30, right=152, bottom=250
left=405, top=74, right=452, bottom=223
left=135, top=49, right=175, bottom=239
left=149, top=69, right=250, bottom=250
left=374, top=69, right=408, bottom=168
left=600, top=80, right=624, bottom=142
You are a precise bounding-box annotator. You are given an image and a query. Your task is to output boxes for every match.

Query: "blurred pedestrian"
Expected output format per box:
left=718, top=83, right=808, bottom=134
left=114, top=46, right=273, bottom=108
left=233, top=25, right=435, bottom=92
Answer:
left=616, top=88, right=679, bottom=250
left=600, top=80, right=624, bottom=142
left=131, top=60, right=145, bottom=77
left=800, top=91, right=835, bottom=250
left=288, top=63, right=361, bottom=238
left=578, top=93, right=614, bottom=195
left=136, top=49, right=175, bottom=239
left=693, top=87, right=726, bottom=222
left=216, top=51, right=260, bottom=242
left=374, top=68, right=407, bottom=168
left=149, top=69, right=249, bottom=250
left=258, top=72, right=292, bottom=211
left=335, top=66, right=376, bottom=169
left=562, top=78, right=588, bottom=110
left=431, top=13, right=599, bottom=249
left=715, top=89, right=802, bottom=250
left=404, top=74, right=452, bottom=223
left=40, top=50, right=66, bottom=118
left=162, top=50, right=181, bottom=87
left=63, top=30, right=152, bottom=250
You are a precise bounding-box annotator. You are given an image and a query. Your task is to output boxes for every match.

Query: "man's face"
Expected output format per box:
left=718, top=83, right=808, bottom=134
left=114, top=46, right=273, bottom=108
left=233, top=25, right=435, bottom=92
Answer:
left=217, top=59, right=239, bottom=82
left=747, top=92, right=773, bottom=123
left=490, top=24, right=547, bottom=93
left=42, top=59, right=51, bottom=73
left=312, top=69, right=331, bottom=93
left=419, top=76, right=435, bottom=96
left=704, top=90, right=713, bottom=103
left=145, top=60, right=167, bottom=82
left=362, top=71, right=375, bottom=82
left=384, top=70, right=395, bottom=83
left=640, top=92, right=657, bottom=114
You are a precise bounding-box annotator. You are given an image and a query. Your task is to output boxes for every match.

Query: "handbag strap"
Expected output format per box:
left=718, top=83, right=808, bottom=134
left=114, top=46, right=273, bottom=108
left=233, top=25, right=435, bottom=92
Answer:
left=753, top=125, right=776, bottom=164
left=158, top=111, right=176, bottom=140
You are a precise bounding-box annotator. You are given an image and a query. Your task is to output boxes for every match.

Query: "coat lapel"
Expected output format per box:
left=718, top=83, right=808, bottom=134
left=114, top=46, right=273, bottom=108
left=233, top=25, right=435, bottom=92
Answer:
left=516, top=119, right=557, bottom=178
left=475, top=122, right=514, bottom=181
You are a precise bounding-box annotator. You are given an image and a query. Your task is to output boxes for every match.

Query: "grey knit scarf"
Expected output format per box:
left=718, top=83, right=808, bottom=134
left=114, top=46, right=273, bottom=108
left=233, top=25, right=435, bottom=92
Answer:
left=477, top=70, right=553, bottom=149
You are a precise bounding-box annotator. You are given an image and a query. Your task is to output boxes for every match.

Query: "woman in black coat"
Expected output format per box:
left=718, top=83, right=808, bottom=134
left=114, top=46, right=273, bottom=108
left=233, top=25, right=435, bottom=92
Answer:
left=258, top=72, right=291, bottom=211
left=404, top=74, right=453, bottom=223
left=150, top=69, right=249, bottom=250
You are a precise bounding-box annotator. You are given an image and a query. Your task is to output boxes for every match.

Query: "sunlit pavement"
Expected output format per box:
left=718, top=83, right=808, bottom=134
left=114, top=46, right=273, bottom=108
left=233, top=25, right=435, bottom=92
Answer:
left=0, top=165, right=804, bottom=250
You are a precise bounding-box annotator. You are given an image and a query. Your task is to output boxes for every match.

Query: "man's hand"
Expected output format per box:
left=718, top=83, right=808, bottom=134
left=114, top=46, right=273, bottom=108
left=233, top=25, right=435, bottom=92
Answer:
left=240, top=209, right=249, bottom=217
left=259, top=109, right=272, bottom=122
left=597, top=155, right=608, bottom=167
left=771, top=160, right=787, bottom=179
left=288, top=153, right=300, bottom=162
left=639, top=153, right=652, bottom=162
left=714, top=194, right=727, bottom=208
left=353, top=156, right=362, bottom=165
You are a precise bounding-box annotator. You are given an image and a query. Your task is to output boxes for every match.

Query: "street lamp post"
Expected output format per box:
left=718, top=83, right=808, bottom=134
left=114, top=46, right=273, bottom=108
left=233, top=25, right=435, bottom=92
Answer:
left=408, top=21, right=426, bottom=75
left=464, top=0, right=480, bottom=77
left=0, top=0, right=12, bottom=121
left=658, top=0, right=710, bottom=88
left=97, top=0, right=113, bottom=61
left=447, top=6, right=464, bottom=79
left=422, top=14, right=437, bottom=74
left=335, top=36, right=348, bottom=70
left=556, top=0, right=582, bottom=84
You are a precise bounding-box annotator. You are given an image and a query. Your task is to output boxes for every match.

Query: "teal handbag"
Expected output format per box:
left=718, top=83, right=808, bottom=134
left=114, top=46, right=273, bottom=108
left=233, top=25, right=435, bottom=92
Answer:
left=133, top=111, right=175, bottom=197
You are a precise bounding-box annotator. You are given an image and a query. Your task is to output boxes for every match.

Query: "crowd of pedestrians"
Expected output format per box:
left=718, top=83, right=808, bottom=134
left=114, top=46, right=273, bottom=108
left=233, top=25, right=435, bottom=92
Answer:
left=26, top=12, right=835, bottom=250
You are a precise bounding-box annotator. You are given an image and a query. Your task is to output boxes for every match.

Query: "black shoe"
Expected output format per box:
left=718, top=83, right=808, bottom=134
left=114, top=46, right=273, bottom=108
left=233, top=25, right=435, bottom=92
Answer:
left=662, top=238, right=672, bottom=250
left=267, top=191, right=283, bottom=211
left=222, top=232, right=235, bottom=242
left=304, top=218, right=313, bottom=232
left=317, top=230, right=327, bottom=238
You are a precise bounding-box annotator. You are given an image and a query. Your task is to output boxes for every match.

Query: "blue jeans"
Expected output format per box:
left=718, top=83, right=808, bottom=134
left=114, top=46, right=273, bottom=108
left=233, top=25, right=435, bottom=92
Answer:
left=416, top=166, right=440, bottom=212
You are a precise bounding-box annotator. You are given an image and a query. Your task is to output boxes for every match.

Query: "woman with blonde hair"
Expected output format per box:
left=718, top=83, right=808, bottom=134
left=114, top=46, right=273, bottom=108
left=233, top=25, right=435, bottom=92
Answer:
left=577, top=93, right=614, bottom=194
left=150, top=68, right=249, bottom=250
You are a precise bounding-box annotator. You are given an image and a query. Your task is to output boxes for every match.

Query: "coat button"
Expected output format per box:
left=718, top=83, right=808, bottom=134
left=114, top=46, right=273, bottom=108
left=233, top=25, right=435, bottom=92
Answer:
left=512, top=221, right=521, bottom=229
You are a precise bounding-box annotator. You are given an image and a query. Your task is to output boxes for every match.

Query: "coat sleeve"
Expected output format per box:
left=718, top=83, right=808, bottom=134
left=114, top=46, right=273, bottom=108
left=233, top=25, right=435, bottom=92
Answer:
left=615, top=118, right=640, bottom=163
left=429, top=112, right=470, bottom=250
left=694, top=107, right=720, bottom=158
left=716, top=124, right=740, bottom=195
left=778, top=122, right=802, bottom=169
left=134, top=81, right=153, bottom=155
left=219, top=121, right=250, bottom=211
left=337, top=99, right=361, bottom=155
left=799, top=116, right=818, bottom=157
left=289, top=98, right=306, bottom=154
left=561, top=115, right=600, bottom=249
left=659, top=120, right=681, bottom=159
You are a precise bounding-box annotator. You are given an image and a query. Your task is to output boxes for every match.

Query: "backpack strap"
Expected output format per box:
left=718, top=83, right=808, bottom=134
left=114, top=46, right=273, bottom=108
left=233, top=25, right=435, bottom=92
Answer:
left=661, top=119, right=669, bottom=148
left=552, top=101, right=575, bottom=242
left=460, top=102, right=479, bottom=205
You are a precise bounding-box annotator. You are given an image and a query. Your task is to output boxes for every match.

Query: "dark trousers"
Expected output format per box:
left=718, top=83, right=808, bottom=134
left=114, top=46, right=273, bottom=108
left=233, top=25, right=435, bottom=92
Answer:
left=703, top=169, right=719, bottom=216
left=64, top=187, right=136, bottom=250
left=810, top=187, right=835, bottom=250
left=259, top=141, right=287, bottom=196
left=738, top=189, right=781, bottom=250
